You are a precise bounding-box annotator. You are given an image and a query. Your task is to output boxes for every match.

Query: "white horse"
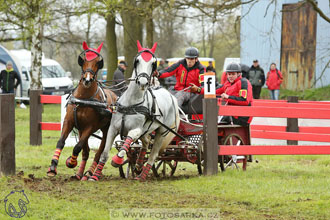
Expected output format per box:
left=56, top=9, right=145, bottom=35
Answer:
left=90, top=41, right=180, bottom=181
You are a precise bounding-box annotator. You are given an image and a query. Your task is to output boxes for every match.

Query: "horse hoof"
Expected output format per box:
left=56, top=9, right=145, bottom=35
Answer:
left=74, top=174, right=82, bottom=180
left=88, top=176, right=99, bottom=181
left=111, top=155, right=124, bottom=167
left=84, top=170, right=93, bottom=177
left=47, top=167, right=57, bottom=177
left=66, top=156, right=77, bottom=168
left=134, top=176, right=146, bottom=182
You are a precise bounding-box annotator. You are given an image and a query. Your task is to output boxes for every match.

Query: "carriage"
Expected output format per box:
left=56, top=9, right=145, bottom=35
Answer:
left=114, top=94, right=251, bottom=179
left=48, top=41, right=251, bottom=181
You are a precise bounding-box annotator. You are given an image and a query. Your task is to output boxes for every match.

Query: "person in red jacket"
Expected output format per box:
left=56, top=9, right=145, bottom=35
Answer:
left=266, top=63, right=283, bottom=100
left=157, top=47, right=205, bottom=108
left=190, top=62, right=253, bottom=126
left=220, top=71, right=227, bottom=85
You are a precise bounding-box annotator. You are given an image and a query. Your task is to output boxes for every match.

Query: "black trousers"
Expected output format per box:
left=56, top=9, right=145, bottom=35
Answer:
left=252, top=85, right=262, bottom=99
left=221, top=116, right=249, bottom=127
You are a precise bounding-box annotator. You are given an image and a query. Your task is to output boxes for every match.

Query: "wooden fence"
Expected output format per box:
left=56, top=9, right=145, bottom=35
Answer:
left=218, top=97, right=330, bottom=155
left=32, top=94, right=330, bottom=149
left=14, top=92, right=330, bottom=176
left=0, top=94, right=16, bottom=175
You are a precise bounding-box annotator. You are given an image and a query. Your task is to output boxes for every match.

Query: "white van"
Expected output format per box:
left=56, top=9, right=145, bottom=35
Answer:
left=10, top=49, right=74, bottom=95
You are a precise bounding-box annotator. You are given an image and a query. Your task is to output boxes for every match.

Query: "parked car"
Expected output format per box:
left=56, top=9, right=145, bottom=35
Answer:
left=10, top=49, right=74, bottom=96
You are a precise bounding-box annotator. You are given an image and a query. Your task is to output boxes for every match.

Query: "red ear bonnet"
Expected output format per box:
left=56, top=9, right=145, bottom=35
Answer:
left=136, top=40, right=157, bottom=62
left=83, top=41, right=103, bottom=61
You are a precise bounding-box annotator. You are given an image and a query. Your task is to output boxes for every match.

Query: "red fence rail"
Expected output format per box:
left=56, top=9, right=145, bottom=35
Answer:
left=219, top=145, right=330, bottom=155
left=36, top=95, right=330, bottom=156
left=39, top=95, right=62, bottom=131
left=40, top=95, right=61, bottom=104
left=218, top=97, right=330, bottom=155
left=219, top=105, right=330, bottom=119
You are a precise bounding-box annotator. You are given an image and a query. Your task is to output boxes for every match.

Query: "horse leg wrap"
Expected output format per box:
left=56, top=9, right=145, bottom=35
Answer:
left=90, top=162, right=105, bottom=181
left=120, top=136, right=133, bottom=152
left=135, top=163, right=152, bottom=182
left=47, top=149, right=62, bottom=176
left=111, top=136, right=133, bottom=167
left=76, top=160, right=87, bottom=178
left=136, top=148, right=147, bottom=171
left=66, top=155, right=78, bottom=168
left=52, top=148, right=62, bottom=162
left=82, top=161, right=98, bottom=181
left=87, top=161, right=97, bottom=175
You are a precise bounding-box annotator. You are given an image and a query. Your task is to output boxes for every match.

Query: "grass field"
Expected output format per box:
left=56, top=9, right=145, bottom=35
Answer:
left=0, top=104, right=330, bottom=220
left=260, top=85, right=330, bottom=100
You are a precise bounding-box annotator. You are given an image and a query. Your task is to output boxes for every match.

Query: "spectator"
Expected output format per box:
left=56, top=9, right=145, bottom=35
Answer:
left=206, top=61, right=216, bottom=74
left=266, top=63, right=283, bottom=100
left=247, top=59, right=265, bottom=99
left=157, top=59, right=166, bottom=71
left=190, top=62, right=253, bottom=126
left=0, top=61, right=21, bottom=94
left=113, top=60, right=128, bottom=96
left=157, top=47, right=205, bottom=108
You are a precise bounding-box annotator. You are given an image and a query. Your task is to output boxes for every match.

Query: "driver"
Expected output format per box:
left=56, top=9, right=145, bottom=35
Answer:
left=156, top=47, right=205, bottom=108
left=190, top=62, right=253, bottom=126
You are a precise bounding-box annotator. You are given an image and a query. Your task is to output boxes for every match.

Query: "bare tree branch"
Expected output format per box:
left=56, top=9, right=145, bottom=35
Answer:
left=306, top=0, right=330, bottom=23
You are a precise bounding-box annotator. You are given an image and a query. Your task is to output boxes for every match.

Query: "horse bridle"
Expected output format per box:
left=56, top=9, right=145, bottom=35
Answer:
left=78, top=49, right=104, bottom=82
left=133, top=50, right=157, bottom=85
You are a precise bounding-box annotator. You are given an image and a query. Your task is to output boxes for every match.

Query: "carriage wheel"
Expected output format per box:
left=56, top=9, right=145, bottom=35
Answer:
left=152, top=160, right=178, bottom=177
left=196, top=138, right=203, bottom=175
left=119, top=159, right=136, bottom=179
left=219, top=133, right=247, bottom=171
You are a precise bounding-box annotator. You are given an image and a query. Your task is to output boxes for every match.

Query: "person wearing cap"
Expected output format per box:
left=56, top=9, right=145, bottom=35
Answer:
left=206, top=61, right=216, bottom=74
left=190, top=62, right=253, bottom=126
left=247, top=59, right=265, bottom=99
left=156, top=47, right=205, bottom=108
left=112, top=60, right=128, bottom=96
left=0, top=61, right=21, bottom=94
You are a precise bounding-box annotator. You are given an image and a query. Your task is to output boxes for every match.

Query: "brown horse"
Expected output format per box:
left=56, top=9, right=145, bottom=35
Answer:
left=47, top=41, right=117, bottom=180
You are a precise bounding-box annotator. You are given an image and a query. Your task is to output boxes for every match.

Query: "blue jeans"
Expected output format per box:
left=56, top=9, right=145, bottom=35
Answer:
left=269, top=89, right=279, bottom=100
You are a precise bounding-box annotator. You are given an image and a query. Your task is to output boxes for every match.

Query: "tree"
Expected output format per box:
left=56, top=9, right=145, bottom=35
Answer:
left=121, top=0, right=143, bottom=77
left=0, top=0, right=54, bottom=89
left=0, top=0, right=82, bottom=89
left=105, top=13, right=118, bottom=80
left=306, top=0, right=330, bottom=23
